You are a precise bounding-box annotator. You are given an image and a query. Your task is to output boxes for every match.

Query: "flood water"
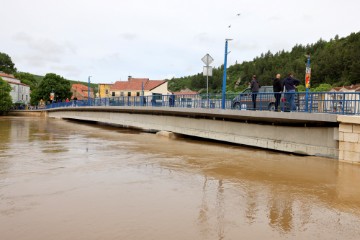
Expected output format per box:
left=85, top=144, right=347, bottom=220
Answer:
left=1, top=116, right=360, bottom=240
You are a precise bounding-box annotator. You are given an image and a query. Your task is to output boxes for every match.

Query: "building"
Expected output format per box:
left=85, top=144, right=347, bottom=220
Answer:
left=110, top=77, right=169, bottom=97
left=327, top=84, right=360, bottom=113
left=0, top=72, right=31, bottom=104
left=71, top=83, right=94, bottom=100
left=98, top=83, right=112, bottom=98
left=330, top=84, right=360, bottom=93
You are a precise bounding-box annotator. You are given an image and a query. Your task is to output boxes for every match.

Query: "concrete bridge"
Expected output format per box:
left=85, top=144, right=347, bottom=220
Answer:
left=10, top=107, right=360, bottom=163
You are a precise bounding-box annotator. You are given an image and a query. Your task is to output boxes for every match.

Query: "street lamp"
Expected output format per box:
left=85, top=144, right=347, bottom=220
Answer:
left=221, top=39, right=232, bottom=109
left=88, top=76, right=92, bottom=106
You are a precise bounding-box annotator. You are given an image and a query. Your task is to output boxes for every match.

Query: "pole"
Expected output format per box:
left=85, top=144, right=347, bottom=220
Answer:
left=88, top=76, right=91, bottom=106
left=305, top=55, right=310, bottom=112
left=221, top=39, right=230, bottom=109
left=206, top=73, right=209, bottom=108
left=141, top=81, right=144, bottom=106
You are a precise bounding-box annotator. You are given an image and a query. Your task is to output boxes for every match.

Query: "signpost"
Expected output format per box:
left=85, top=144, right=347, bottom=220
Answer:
left=202, top=53, right=214, bottom=108
left=305, top=55, right=311, bottom=112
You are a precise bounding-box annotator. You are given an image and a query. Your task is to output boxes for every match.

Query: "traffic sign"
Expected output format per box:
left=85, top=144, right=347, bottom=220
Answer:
left=201, top=54, right=214, bottom=66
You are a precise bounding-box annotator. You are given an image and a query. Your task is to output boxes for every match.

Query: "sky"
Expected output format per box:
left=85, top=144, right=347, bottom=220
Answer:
left=1, top=0, right=359, bottom=84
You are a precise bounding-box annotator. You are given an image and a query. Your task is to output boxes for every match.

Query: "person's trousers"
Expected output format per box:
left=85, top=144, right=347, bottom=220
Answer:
left=274, top=92, right=281, bottom=111
left=252, top=92, right=258, bottom=110
left=285, top=90, right=296, bottom=111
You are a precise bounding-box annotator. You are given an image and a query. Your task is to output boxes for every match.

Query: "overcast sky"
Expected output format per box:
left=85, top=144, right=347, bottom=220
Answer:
left=1, top=0, right=359, bottom=83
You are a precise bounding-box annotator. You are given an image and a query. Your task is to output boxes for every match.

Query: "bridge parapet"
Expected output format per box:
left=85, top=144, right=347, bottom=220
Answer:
left=338, top=116, right=360, bottom=163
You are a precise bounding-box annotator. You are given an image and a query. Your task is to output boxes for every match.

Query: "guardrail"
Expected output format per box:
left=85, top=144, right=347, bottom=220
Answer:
left=45, top=92, right=360, bottom=115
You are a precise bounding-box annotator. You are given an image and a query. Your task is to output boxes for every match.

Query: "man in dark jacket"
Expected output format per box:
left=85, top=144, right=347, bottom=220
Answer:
left=250, top=75, right=260, bottom=110
left=283, top=73, right=300, bottom=111
left=273, top=73, right=282, bottom=111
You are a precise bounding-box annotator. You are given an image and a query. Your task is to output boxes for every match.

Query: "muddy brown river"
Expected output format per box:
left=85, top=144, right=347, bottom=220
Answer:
left=1, top=116, right=360, bottom=240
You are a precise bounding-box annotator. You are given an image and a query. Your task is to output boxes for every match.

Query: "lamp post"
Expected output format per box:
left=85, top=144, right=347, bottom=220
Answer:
left=88, top=76, right=92, bottom=106
left=221, top=39, right=232, bottom=109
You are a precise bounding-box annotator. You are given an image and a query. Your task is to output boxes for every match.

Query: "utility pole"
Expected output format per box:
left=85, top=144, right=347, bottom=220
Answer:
left=221, top=39, right=232, bottom=109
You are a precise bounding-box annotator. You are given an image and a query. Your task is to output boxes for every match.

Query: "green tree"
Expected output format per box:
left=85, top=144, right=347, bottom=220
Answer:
left=0, top=52, right=17, bottom=74
left=169, top=32, right=360, bottom=93
left=0, top=77, right=13, bottom=115
left=31, top=73, right=72, bottom=104
left=14, top=72, right=39, bottom=90
left=313, top=83, right=332, bottom=92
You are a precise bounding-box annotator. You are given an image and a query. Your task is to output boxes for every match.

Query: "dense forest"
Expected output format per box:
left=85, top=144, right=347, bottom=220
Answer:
left=168, top=32, right=360, bottom=93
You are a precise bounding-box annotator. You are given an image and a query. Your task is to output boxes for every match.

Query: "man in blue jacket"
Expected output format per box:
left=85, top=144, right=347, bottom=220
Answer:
left=283, top=73, right=300, bottom=111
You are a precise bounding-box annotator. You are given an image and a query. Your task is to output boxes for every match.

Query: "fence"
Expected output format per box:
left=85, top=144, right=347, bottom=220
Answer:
left=44, top=92, right=360, bottom=115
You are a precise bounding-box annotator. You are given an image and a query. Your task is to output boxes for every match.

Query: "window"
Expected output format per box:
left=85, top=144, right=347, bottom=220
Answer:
left=112, top=92, right=115, bottom=96
left=136, top=92, right=140, bottom=96
left=120, top=92, right=124, bottom=96
left=127, top=92, right=131, bottom=97
left=105, top=89, right=109, bottom=94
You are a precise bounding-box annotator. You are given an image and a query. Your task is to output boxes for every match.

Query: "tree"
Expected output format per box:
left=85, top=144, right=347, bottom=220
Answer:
left=14, top=72, right=39, bottom=90
left=31, top=73, right=72, bottom=104
left=0, top=77, right=13, bottom=115
left=0, top=52, right=17, bottom=74
left=312, top=83, right=332, bottom=92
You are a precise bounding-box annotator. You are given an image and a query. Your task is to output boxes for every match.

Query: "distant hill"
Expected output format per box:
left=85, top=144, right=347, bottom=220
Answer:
left=168, top=31, right=360, bottom=93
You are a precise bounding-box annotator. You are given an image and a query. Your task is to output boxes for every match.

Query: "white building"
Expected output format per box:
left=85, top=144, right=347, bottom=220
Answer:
left=0, top=72, right=31, bottom=104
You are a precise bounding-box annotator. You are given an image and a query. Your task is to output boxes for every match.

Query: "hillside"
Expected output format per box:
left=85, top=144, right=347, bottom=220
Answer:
left=168, top=32, right=360, bottom=93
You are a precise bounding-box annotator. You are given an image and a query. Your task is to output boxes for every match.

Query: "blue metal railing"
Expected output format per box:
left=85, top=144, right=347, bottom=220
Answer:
left=44, top=92, right=360, bottom=115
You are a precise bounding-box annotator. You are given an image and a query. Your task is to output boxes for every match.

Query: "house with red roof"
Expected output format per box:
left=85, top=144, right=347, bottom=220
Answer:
left=71, top=83, right=94, bottom=100
left=330, top=84, right=360, bottom=93
left=110, top=77, right=169, bottom=97
left=0, top=72, right=31, bottom=104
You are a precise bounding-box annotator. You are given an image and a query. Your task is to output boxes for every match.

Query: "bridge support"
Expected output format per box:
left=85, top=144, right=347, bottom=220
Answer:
left=338, top=115, right=360, bottom=163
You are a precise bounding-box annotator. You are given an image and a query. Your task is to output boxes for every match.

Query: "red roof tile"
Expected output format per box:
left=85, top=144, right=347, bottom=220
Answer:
left=110, top=78, right=166, bottom=91
left=0, top=72, right=15, bottom=79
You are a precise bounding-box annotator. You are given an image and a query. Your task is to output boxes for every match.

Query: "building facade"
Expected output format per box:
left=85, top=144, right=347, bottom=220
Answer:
left=0, top=72, right=31, bottom=104
left=110, top=77, right=169, bottom=97
left=71, top=83, right=94, bottom=100
left=98, top=83, right=112, bottom=98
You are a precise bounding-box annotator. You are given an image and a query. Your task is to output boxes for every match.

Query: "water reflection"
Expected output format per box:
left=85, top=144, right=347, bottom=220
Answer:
left=1, top=117, right=360, bottom=240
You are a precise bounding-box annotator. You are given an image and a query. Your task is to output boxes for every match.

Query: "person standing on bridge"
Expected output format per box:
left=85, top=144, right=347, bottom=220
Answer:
left=250, top=75, right=260, bottom=110
left=273, top=73, right=282, bottom=111
left=283, top=73, right=300, bottom=111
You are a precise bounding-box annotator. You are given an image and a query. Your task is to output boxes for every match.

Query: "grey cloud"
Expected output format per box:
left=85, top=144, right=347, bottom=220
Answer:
left=13, top=32, right=77, bottom=55
left=194, top=33, right=216, bottom=43
left=51, top=65, right=82, bottom=78
left=234, top=42, right=259, bottom=51
left=20, top=53, right=61, bottom=67
left=119, top=33, right=138, bottom=40
left=268, top=16, right=281, bottom=21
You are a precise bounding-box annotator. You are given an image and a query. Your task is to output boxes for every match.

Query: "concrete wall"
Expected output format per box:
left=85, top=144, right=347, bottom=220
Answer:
left=47, top=107, right=339, bottom=158
left=338, top=115, right=360, bottom=163
left=9, top=110, right=47, bottom=117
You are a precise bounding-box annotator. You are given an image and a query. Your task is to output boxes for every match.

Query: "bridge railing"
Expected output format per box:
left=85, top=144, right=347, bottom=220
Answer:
left=45, top=92, right=360, bottom=115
